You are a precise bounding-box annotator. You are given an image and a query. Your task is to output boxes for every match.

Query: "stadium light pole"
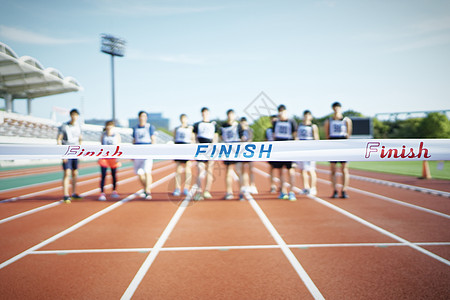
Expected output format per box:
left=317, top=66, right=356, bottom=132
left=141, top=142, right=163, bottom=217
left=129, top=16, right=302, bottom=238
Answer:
left=101, top=34, right=126, bottom=123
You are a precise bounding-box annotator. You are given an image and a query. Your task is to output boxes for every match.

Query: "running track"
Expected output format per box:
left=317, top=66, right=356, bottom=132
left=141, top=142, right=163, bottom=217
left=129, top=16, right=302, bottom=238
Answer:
left=0, top=160, right=449, bottom=299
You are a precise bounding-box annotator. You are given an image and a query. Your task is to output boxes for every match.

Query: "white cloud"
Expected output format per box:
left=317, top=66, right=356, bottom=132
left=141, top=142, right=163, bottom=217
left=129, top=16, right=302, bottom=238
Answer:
left=0, top=25, right=88, bottom=45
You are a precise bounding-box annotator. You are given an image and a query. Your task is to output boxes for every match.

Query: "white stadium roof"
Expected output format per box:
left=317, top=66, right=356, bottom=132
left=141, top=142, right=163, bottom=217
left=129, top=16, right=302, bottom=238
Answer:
left=0, top=42, right=83, bottom=100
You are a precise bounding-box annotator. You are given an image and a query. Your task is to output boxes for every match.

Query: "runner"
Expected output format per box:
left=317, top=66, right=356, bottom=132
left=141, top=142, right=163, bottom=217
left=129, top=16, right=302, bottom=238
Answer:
left=265, top=115, right=278, bottom=193
left=239, top=117, right=258, bottom=195
left=272, top=105, right=298, bottom=201
left=173, top=114, right=194, bottom=196
left=192, top=107, right=219, bottom=201
left=98, top=120, right=122, bottom=201
left=132, top=111, right=156, bottom=200
left=324, top=101, right=353, bottom=198
left=56, top=108, right=83, bottom=203
left=220, top=109, right=243, bottom=200
left=296, top=110, right=319, bottom=195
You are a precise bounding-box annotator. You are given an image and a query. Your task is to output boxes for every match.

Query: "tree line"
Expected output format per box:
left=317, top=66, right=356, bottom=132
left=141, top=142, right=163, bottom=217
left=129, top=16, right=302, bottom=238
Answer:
left=250, top=111, right=450, bottom=141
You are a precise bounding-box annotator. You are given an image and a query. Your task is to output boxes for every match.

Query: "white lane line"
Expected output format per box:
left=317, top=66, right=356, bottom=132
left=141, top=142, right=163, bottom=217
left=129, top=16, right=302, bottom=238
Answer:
left=30, top=242, right=450, bottom=255
left=121, top=191, right=192, bottom=300
left=0, top=171, right=137, bottom=224
left=0, top=163, right=174, bottom=224
left=246, top=193, right=324, bottom=300
left=309, top=194, right=450, bottom=266
left=0, top=162, right=173, bottom=203
left=0, top=166, right=132, bottom=194
left=253, top=166, right=450, bottom=219
left=316, top=177, right=450, bottom=219
left=0, top=202, right=61, bottom=225
left=0, top=172, right=175, bottom=270
left=316, top=168, right=450, bottom=198
left=32, top=248, right=153, bottom=254
left=253, top=166, right=450, bottom=266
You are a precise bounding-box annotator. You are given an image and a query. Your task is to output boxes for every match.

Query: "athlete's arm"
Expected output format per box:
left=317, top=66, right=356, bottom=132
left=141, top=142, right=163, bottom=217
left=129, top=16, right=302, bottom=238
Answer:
left=346, top=117, right=353, bottom=138
left=312, top=124, right=320, bottom=140
left=57, top=133, right=63, bottom=145
left=324, top=119, right=330, bottom=139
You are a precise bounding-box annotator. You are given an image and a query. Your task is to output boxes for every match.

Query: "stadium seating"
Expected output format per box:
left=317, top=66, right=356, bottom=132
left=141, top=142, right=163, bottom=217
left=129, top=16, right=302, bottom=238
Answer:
left=0, top=111, right=171, bottom=144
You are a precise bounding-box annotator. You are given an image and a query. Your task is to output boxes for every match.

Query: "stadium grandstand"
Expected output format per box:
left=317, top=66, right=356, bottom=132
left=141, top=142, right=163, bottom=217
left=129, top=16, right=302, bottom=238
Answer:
left=0, top=42, right=172, bottom=166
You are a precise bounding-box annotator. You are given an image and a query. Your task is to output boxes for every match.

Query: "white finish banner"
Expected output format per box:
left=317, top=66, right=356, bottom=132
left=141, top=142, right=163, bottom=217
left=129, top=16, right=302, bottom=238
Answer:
left=0, top=139, right=449, bottom=161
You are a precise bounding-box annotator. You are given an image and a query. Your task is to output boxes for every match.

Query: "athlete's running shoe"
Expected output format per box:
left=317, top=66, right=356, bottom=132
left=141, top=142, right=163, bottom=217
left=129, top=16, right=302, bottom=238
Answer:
left=183, top=188, right=189, bottom=196
left=63, top=196, right=71, bottom=204
left=144, top=192, right=152, bottom=200
left=249, top=186, right=258, bottom=194
left=239, top=193, right=245, bottom=201
left=98, top=193, right=107, bottom=201
left=71, top=193, right=82, bottom=199
left=310, top=187, right=317, bottom=196
left=288, top=192, right=297, bottom=201
left=224, top=193, right=234, bottom=200
left=270, top=186, right=277, bottom=193
left=203, top=191, right=212, bottom=199
left=302, top=189, right=310, bottom=195
left=193, top=192, right=204, bottom=201
left=278, top=192, right=288, bottom=200
left=331, top=190, right=339, bottom=198
left=340, top=191, right=349, bottom=199
left=111, top=191, right=120, bottom=199
left=173, top=188, right=181, bottom=196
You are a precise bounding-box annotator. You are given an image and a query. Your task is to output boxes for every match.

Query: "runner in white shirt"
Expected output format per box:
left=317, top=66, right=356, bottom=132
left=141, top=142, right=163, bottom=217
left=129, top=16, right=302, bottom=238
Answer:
left=296, top=110, right=319, bottom=196
left=324, top=102, right=353, bottom=199
left=173, top=114, right=195, bottom=197
left=132, top=111, right=156, bottom=200
left=192, top=107, right=219, bottom=201
left=57, top=109, right=83, bottom=203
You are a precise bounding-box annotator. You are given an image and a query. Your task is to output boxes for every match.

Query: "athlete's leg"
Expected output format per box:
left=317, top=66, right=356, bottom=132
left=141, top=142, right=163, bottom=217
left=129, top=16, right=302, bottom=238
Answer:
left=205, top=161, right=215, bottom=193
left=302, top=169, right=310, bottom=190
left=63, top=168, right=71, bottom=197
left=196, top=161, right=206, bottom=192
left=341, top=162, right=349, bottom=191
left=174, top=161, right=182, bottom=190
left=183, top=161, right=192, bottom=189
left=100, top=166, right=107, bottom=193
left=111, top=167, right=117, bottom=191
left=71, top=169, right=78, bottom=195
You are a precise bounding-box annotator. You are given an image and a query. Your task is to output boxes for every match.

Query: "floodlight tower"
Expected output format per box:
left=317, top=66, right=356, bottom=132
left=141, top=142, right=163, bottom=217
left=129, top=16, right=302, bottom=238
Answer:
left=101, top=34, right=126, bottom=122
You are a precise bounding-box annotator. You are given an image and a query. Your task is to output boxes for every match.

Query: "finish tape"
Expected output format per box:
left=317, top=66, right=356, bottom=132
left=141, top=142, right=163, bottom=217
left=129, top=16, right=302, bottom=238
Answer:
left=0, top=139, right=448, bottom=161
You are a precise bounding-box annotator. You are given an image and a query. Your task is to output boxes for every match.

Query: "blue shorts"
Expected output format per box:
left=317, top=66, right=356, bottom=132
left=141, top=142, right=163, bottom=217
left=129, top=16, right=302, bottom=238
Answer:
left=63, top=159, right=78, bottom=170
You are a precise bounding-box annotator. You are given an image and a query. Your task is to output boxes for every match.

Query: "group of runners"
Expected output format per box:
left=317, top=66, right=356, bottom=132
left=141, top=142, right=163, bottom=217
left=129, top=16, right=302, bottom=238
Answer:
left=57, top=101, right=352, bottom=203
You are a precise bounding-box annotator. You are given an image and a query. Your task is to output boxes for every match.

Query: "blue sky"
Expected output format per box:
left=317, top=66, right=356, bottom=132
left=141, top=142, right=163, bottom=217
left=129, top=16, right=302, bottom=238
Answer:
left=1, top=0, right=449, bottom=128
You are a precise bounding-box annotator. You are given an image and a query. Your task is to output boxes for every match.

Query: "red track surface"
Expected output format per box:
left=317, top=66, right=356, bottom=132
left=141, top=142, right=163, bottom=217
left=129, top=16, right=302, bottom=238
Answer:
left=0, top=161, right=449, bottom=299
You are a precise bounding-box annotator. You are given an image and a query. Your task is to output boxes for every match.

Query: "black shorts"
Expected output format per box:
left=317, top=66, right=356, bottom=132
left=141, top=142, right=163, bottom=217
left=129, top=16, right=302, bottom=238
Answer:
left=174, top=159, right=189, bottom=163
left=223, top=161, right=237, bottom=165
left=63, top=159, right=78, bottom=170
left=272, top=161, right=293, bottom=169
left=329, top=137, right=347, bottom=164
